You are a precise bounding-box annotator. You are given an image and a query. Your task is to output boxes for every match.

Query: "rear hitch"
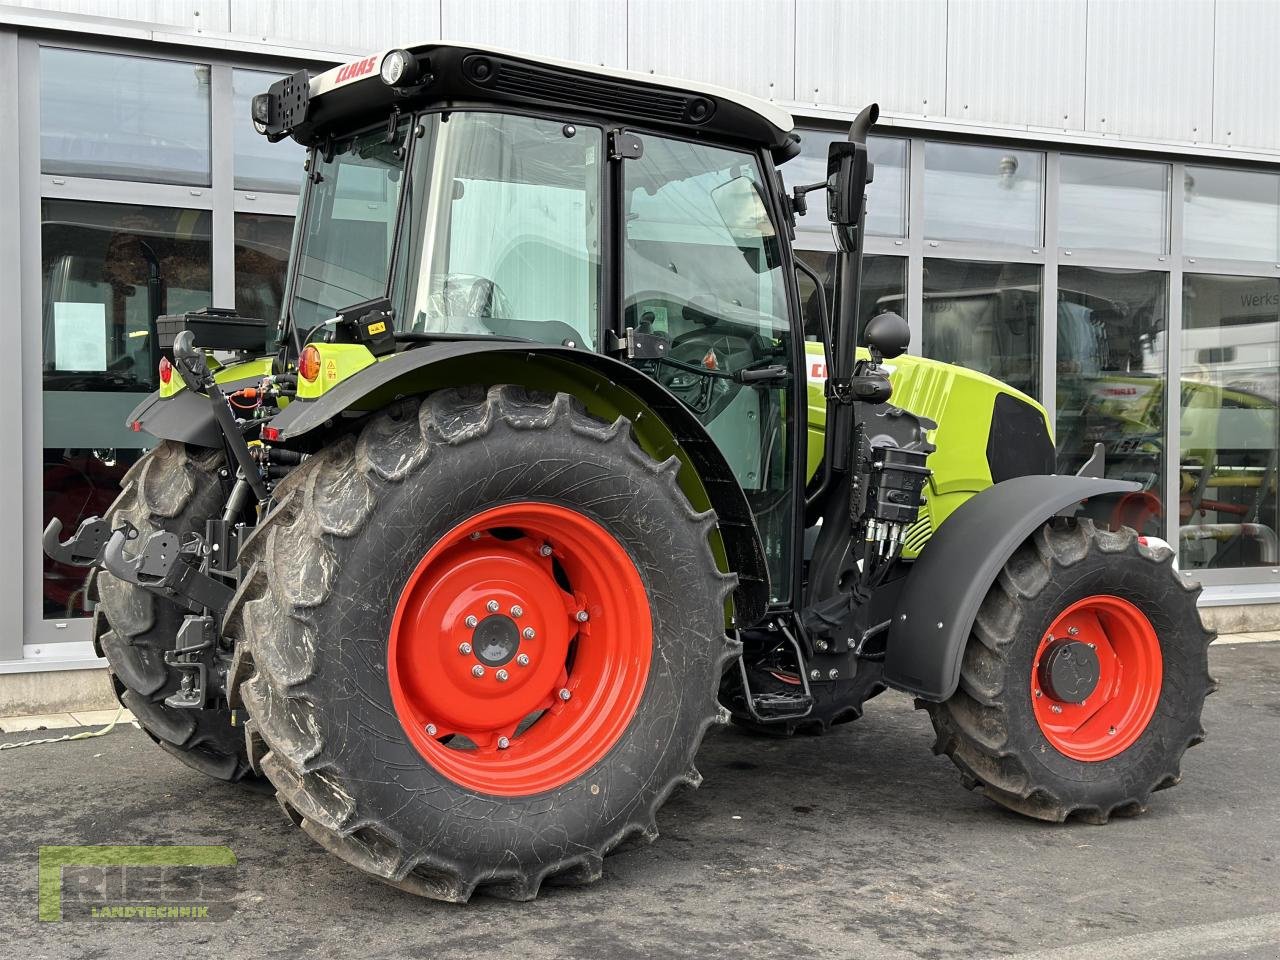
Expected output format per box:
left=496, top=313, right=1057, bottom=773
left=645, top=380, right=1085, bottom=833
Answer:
left=164, top=615, right=219, bottom=709
left=102, top=526, right=234, bottom=616
left=42, top=516, right=129, bottom=568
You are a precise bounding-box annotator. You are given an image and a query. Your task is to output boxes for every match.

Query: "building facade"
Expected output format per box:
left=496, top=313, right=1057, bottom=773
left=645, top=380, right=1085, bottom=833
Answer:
left=2, top=0, right=1278, bottom=692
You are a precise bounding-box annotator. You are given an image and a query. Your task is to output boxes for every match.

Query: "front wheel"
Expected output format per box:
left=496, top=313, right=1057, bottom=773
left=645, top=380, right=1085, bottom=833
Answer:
left=924, top=518, right=1215, bottom=823
left=226, top=386, right=738, bottom=901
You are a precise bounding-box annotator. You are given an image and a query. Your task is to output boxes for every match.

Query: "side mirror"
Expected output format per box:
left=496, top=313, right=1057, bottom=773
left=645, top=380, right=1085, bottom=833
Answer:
left=826, top=103, right=879, bottom=247
left=863, top=311, right=910, bottom=361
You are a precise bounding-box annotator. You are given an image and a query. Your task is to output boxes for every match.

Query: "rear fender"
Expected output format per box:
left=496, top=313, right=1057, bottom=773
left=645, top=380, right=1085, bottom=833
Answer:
left=265, top=341, right=770, bottom=627
left=883, top=474, right=1140, bottom=701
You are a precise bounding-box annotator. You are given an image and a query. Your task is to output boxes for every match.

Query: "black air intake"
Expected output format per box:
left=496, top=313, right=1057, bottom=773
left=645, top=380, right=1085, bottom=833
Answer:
left=463, top=54, right=716, bottom=126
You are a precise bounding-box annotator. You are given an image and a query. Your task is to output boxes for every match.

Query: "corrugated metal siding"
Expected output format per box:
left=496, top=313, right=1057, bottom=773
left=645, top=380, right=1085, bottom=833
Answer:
left=627, top=0, right=795, bottom=101
left=794, top=0, right=947, bottom=116
left=1213, top=0, right=1280, bottom=150
left=8, top=0, right=1280, bottom=154
left=1084, top=0, right=1214, bottom=142
left=441, top=0, right=626, bottom=67
left=227, top=0, right=440, bottom=53
left=7, top=0, right=207, bottom=29
left=946, top=0, right=1086, bottom=130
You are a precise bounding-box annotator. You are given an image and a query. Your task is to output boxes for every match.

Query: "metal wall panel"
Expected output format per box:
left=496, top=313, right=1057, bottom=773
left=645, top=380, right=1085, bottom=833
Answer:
left=946, top=0, right=1086, bottom=130
left=1212, top=0, right=1280, bottom=150
left=228, top=0, right=440, bottom=54
left=627, top=0, right=795, bottom=102
left=441, top=0, right=625, bottom=67
left=1084, top=0, right=1214, bottom=142
left=794, top=0, right=946, bottom=116
left=5, top=0, right=208, bottom=29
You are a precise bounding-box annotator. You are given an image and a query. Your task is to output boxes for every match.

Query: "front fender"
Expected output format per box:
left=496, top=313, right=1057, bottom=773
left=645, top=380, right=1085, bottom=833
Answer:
left=883, top=475, right=1140, bottom=701
left=266, top=341, right=771, bottom=627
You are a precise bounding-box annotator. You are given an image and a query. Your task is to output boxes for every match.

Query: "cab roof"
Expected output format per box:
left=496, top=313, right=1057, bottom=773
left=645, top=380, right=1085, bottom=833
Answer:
left=264, top=41, right=800, bottom=162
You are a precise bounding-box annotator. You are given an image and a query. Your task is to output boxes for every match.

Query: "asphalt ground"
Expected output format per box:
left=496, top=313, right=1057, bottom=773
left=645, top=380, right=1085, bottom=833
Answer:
left=1, top=641, right=1277, bottom=960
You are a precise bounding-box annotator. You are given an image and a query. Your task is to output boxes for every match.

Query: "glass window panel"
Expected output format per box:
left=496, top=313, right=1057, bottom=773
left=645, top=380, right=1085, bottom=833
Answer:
left=235, top=212, right=295, bottom=326
left=233, top=69, right=307, bottom=193
left=1059, top=155, right=1170, bottom=254
left=44, top=448, right=146, bottom=618
left=289, top=122, right=407, bottom=333
left=922, top=259, right=1041, bottom=398
left=1056, top=266, right=1168, bottom=537
left=1183, top=166, right=1280, bottom=262
left=924, top=142, right=1043, bottom=247
left=786, top=131, right=907, bottom=238
left=1179, top=274, right=1279, bottom=569
left=394, top=114, right=601, bottom=347
left=794, top=250, right=906, bottom=345
left=40, top=47, right=211, bottom=186
left=41, top=199, right=211, bottom=394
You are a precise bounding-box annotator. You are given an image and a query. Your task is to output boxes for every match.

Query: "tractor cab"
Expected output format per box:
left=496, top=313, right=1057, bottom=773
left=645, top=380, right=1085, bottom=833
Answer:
left=254, top=43, right=827, bottom=604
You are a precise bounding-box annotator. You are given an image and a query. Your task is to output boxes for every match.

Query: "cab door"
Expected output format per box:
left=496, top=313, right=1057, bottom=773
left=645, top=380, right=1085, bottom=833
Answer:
left=617, top=132, right=801, bottom=603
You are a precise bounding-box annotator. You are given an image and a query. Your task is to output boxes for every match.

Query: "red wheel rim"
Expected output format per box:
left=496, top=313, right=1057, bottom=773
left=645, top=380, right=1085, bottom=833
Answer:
left=387, top=503, right=652, bottom=795
left=1031, top=595, right=1162, bottom=762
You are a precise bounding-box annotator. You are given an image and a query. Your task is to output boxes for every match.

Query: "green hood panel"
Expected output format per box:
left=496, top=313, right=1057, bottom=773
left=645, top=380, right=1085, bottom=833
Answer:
left=804, top=343, right=1054, bottom=557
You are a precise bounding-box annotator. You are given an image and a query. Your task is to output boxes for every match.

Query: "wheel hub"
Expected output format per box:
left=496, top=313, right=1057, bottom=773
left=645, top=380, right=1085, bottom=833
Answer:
left=1037, top=640, right=1100, bottom=704
left=472, top=614, right=520, bottom=667
left=1031, top=594, right=1162, bottom=762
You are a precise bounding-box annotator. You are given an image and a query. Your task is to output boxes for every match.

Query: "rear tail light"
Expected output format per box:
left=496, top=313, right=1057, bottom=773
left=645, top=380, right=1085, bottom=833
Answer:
left=158, top=356, right=173, bottom=385
left=299, top=346, right=321, bottom=382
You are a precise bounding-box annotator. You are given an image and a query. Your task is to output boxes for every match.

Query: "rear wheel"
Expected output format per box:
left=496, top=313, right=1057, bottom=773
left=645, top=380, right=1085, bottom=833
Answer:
left=226, top=386, right=737, bottom=901
left=923, top=518, right=1215, bottom=823
left=91, top=440, right=256, bottom=784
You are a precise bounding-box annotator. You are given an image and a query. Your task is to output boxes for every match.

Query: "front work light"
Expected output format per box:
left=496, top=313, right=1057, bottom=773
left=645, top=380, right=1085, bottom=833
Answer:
left=380, top=49, right=419, bottom=87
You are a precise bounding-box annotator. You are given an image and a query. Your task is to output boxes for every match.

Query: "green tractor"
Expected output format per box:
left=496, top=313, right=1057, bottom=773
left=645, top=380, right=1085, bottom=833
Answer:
left=46, top=43, right=1214, bottom=901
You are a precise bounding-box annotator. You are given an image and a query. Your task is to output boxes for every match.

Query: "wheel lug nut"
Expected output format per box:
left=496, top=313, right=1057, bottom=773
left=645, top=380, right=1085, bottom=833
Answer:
left=539, top=543, right=553, bottom=557
left=496, top=669, right=509, bottom=682
left=522, top=627, right=536, bottom=640
left=558, top=688, right=571, bottom=701
left=425, top=724, right=437, bottom=736
left=1068, top=626, right=1079, bottom=637
left=511, top=605, right=523, bottom=618
left=575, top=610, right=589, bottom=623
left=498, top=737, right=510, bottom=750
left=1108, top=726, right=1117, bottom=735
left=469, top=531, right=481, bottom=540
left=516, top=654, right=530, bottom=667
left=459, top=642, right=473, bottom=655
left=471, top=665, right=485, bottom=678
left=486, top=600, right=499, bottom=613
left=1050, top=704, right=1063, bottom=714
left=464, top=615, right=478, bottom=629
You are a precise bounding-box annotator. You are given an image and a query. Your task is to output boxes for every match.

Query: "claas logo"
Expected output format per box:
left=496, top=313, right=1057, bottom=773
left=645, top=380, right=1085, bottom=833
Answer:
left=335, top=56, right=377, bottom=84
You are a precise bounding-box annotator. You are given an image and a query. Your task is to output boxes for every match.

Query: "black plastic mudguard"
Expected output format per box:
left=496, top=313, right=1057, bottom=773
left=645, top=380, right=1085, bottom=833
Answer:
left=883, top=474, right=1141, bottom=701
left=126, top=375, right=263, bottom=449
left=265, top=340, right=771, bottom=627
left=127, top=389, right=221, bottom=448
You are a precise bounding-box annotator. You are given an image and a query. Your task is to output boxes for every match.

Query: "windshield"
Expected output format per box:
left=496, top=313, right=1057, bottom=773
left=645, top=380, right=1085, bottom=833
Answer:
left=285, top=120, right=408, bottom=333
left=393, top=113, right=602, bottom=347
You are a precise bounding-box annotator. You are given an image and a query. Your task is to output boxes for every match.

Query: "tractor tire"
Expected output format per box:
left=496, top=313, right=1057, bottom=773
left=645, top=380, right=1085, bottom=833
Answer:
left=91, top=440, right=258, bottom=784
left=923, top=518, right=1215, bottom=823
left=722, top=660, right=885, bottom=736
left=225, top=386, right=738, bottom=902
